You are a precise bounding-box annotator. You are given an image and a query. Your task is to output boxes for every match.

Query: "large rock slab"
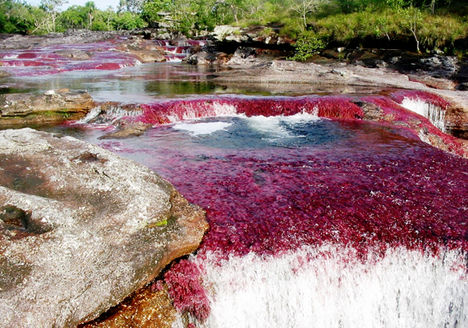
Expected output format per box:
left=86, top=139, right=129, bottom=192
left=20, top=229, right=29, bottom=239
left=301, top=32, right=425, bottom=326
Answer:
left=0, top=90, right=95, bottom=127
left=0, top=128, right=207, bottom=327
left=215, top=58, right=468, bottom=139
left=117, top=38, right=167, bottom=63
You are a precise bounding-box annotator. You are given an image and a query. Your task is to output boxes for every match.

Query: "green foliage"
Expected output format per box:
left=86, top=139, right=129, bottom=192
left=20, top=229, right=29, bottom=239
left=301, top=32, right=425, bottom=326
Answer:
left=0, top=0, right=466, bottom=56
left=289, top=31, right=326, bottom=61
left=112, top=11, right=147, bottom=30
left=313, top=7, right=467, bottom=53
left=141, top=0, right=172, bottom=24
left=0, top=0, right=39, bottom=34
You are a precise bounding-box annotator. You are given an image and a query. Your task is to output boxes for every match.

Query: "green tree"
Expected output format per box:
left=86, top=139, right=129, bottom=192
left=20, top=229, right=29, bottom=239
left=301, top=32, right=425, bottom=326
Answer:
left=59, top=6, right=87, bottom=29
left=399, top=5, right=423, bottom=52
left=112, top=11, right=147, bottom=29
left=39, top=0, right=67, bottom=32
left=141, top=0, right=173, bottom=25
left=292, top=0, right=326, bottom=29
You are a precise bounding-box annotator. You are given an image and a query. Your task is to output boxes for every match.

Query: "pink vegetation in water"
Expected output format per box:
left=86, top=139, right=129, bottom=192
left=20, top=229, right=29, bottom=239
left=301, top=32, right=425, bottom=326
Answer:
left=139, top=96, right=363, bottom=124
left=390, top=90, right=450, bottom=109
left=164, top=259, right=210, bottom=321
left=0, top=39, right=139, bottom=76
left=363, top=95, right=465, bottom=156
left=96, top=94, right=468, bottom=321
left=0, top=38, right=206, bottom=76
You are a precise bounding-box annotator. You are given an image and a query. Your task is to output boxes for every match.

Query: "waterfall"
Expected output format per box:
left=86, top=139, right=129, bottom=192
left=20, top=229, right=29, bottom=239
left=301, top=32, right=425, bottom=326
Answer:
left=172, top=246, right=467, bottom=328
left=400, top=97, right=446, bottom=132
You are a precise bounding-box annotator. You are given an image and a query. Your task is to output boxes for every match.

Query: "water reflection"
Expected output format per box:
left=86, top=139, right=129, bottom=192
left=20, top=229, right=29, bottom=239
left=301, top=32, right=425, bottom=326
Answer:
left=1, top=63, right=262, bottom=102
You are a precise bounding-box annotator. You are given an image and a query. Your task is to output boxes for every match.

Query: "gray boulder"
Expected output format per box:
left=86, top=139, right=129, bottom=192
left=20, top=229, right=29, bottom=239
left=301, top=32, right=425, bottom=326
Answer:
left=0, top=128, right=207, bottom=327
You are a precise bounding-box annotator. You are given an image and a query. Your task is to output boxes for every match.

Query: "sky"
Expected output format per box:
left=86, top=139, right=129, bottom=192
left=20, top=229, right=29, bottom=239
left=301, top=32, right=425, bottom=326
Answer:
left=25, top=0, right=121, bottom=11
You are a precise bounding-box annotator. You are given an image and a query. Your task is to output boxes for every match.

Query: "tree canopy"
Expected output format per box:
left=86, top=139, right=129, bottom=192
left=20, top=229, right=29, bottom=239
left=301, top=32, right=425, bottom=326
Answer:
left=0, top=0, right=466, bottom=55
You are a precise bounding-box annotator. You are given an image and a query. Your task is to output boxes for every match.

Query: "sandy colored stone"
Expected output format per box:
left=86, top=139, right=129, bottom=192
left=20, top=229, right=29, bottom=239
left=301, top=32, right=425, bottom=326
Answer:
left=0, top=91, right=95, bottom=127
left=0, top=128, right=208, bottom=328
left=81, top=285, right=176, bottom=328
left=99, top=122, right=152, bottom=139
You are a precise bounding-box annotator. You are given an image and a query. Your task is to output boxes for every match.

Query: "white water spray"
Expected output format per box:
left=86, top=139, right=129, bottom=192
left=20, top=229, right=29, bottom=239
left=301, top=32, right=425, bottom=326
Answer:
left=173, top=245, right=467, bottom=328
left=246, top=111, right=321, bottom=139
left=400, top=97, right=446, bottom=132
left=173, top=122, right=232, bottom=135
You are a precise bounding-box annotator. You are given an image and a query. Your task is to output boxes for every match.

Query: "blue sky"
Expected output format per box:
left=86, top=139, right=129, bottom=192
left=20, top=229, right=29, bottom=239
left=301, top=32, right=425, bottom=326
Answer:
left=25, top=0, right=121, bottom=11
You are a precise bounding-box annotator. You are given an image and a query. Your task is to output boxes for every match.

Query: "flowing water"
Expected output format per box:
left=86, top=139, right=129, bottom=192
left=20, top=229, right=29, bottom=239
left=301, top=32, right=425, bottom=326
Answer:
left=1, top=39, right=467, bottom=327
left=57, top=105, right=467, bottom=328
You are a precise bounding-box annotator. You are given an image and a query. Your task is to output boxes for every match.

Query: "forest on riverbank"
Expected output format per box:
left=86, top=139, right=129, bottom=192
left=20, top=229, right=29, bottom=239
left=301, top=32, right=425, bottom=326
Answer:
left=0, top=0, right=467, bottom=56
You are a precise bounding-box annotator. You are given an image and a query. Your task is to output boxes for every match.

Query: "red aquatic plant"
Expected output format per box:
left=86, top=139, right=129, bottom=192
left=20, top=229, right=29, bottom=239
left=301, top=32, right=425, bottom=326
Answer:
left=140, top=96, right=364, bottom=125
left=363, top=95, right=465, bottom=156
left=390, top=90, right=450, bottom=109
left=164, top=259, right=210, bottom=322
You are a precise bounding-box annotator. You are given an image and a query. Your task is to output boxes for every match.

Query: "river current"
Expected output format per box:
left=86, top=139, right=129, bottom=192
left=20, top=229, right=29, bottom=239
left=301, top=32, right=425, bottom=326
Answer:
left=1, top=40, right=467, bottom=327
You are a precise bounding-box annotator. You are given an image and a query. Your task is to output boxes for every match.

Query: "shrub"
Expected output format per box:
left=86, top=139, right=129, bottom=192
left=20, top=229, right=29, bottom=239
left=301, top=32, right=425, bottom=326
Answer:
left=289, top=31, right=327, bottom=61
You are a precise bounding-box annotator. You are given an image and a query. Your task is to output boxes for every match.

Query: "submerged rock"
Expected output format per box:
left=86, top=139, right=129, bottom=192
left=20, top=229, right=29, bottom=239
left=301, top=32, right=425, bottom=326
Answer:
left=54, top=49, right=91, bottom=60
left=99, top=122, right=152, bottom=139
left=0, top=90, right=95, bottom=127
left=0, top=129, right=208, bottom=327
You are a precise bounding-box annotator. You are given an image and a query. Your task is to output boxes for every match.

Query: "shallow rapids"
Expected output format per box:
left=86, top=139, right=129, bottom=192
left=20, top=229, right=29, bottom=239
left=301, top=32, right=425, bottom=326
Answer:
left=51, top=111, right=468, bottom=327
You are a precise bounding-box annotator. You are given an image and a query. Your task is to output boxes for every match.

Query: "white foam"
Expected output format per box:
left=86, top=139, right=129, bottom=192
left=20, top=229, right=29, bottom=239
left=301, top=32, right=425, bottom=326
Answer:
left=173, top=245, right=467, bottom=328
left=173, top=122, right=232, bottom=135
left=166, top=57, right=183, bottom=63
left=75, top=106, right=140, bottom=126
left=400, top=98, right=446, bottom=132
left=246, top=111, right=320, bottom=139
left=3, top=54, right=19, bottom=59
left=76, top=107, right=102, bottom=124
left=166, top=102, right=238, bottom=122
left=246, top=115, right=291, bottom=138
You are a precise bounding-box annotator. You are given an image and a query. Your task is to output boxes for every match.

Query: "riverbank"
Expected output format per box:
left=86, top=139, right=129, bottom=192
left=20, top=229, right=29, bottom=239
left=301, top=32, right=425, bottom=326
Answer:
left=0, top=31, right=467, bottom=327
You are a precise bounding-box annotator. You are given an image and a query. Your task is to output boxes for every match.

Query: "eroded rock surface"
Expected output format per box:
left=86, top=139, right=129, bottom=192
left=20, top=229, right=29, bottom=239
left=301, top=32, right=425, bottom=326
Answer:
left=0, top=128, right=207, bottom=327
left=117, top=38, right=167, bottom=63
left=0, top=90, right=95, bottom=127
left=0, top=30, right=120, bottom=50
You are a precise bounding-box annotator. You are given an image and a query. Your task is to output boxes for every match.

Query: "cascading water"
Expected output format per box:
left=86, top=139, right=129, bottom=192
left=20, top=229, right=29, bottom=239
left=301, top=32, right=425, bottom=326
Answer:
left=2, top=41, right=465, bottom=327
left=390, top=90, right=450, bottom=132
left=66, top=97, right=467, bottom=328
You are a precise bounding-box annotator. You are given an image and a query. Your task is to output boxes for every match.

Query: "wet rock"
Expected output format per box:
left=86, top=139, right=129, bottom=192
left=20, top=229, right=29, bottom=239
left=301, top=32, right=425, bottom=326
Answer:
left=99, top=122, right=152, bottom=139
left=81, top=283, right=176, bottom=328
left=55, top=49, right=91, bottom=60
left=0, top=90, right=95, bottom=127
left=418, top=55, right=458, bottom=79
left=0, top=128, right=208, bottom=327
left=186, top=51, right=230, bottom=66
left=131, top=49, right=166, bottom=63
left=458, top=82, right=468, bottom=91
left=408, top=74, right=456, bottom=90
left=186, top=51, right=214, bottom=65
left=352, top=100, right=385, bottom=121
left=445, top=105, right=468, bottom=139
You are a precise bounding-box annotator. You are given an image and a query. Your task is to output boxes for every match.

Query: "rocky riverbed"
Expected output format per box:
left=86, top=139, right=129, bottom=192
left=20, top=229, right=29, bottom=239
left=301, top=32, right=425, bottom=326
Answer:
left=0, top=31, right=467, bottom=327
